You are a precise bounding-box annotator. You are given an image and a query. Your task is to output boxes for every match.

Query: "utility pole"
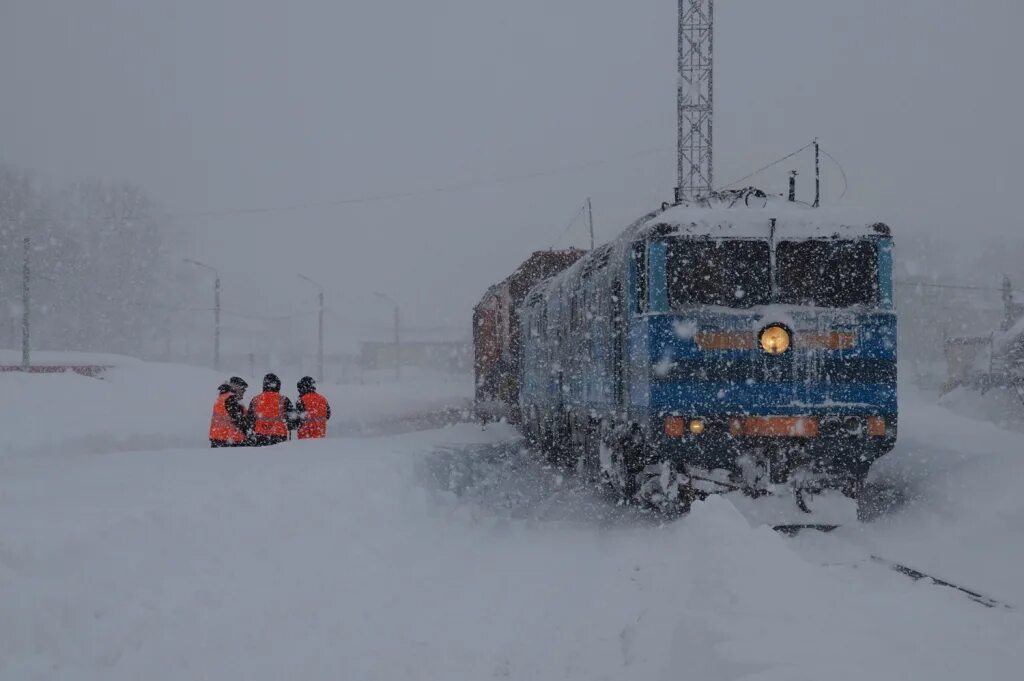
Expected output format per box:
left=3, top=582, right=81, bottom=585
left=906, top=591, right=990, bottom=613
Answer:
left=586, top=197, right=595, bottom=250
left=393, top=304, right=401, bottom=381
left=298, top=274, right=325, bottom=383
left=22, top=237, right=30, bottom=370
left=184, top=259, right=221, bottom=370
left=214, top=276, right=221, bottom=371
left=813, top=138, right=821, bottom=208
left=675, top=0, right=714, bottom=203
left=318, top=290, right=325, bottom=382
left=1002, top=275, right=1016, bottom=331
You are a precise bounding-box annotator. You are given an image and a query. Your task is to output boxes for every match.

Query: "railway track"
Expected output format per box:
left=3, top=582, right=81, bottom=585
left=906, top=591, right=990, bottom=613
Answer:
left=773, top=524, right=1012, bottom=610
left=867, top=554, right=1010, bottom=609
left=423, top=437, right=1015, bottom=613
left=637, top=470, right=1016, bottom=611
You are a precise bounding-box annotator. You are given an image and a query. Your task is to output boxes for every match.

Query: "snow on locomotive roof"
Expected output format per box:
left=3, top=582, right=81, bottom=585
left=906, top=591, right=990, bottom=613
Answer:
left=524, top=194, right=891, bottom=304
left=643, top=200, right=888, bottom=240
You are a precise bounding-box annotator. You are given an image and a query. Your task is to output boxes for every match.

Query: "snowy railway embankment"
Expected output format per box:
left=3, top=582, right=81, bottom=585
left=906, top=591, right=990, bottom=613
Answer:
left=2, top=360, right=1023, bottom=679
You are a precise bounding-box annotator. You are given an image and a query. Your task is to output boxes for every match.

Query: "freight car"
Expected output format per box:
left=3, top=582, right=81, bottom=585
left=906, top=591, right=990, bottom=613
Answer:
left=518, top=191, right=897, bottom=508
left=473, top=249, right=584, bottom=423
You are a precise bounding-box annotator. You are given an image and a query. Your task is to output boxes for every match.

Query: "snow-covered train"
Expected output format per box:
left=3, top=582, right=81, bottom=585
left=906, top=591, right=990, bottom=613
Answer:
left=473, top=249, right=585, bottom=423
left=498, top=190, right=897, bottom=506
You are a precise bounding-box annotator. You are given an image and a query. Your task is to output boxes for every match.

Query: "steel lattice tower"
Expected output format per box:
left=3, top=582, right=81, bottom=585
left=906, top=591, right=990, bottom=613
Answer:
left=675, top=0, right=714, bottom=203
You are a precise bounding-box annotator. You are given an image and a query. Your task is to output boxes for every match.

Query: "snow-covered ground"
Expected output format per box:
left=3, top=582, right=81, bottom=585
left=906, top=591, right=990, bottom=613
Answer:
left=328, top=367, right=472, bottom=434
left=0, top=357, right=471, bottom=456
left=0, top=359, right=225, bottom=455
left=2, top=360, right=1023, bottom=679
left=938, top=384, right=1024, bottom=433
left=852, top=388, right=1024, bottom=606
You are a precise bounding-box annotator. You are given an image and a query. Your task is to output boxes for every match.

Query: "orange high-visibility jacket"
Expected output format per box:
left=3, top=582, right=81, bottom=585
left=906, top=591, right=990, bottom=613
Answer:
left=297, top=392, right=330, bottom=439
left=210, top=393, right=246, bottom=443
left=251, top=392, right=288, bottom=437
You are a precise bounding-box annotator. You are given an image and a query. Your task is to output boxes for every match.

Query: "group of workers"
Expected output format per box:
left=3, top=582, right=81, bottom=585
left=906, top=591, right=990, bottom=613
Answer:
left=209, top=373, right=331, bottom=448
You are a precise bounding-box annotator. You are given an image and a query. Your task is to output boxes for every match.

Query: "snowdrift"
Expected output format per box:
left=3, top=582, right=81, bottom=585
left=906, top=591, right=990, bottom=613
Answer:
left=0, top=359, right=224, bottom=455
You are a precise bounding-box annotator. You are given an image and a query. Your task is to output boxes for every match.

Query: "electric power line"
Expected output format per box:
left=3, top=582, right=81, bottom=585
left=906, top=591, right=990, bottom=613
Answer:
left=31, top=274, right=317, bottom=321
left=161, top=145, right=673, bottom=223
left=548, top=202, right=589, bottom=249
left=713, top=140, right=849, bottom=203
left=715, top=141, right=815, bottom=192
left=818, top=147, right=849, bottom=201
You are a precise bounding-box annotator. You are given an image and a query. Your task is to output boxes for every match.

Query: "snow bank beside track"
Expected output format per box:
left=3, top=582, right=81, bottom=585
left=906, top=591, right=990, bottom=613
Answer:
left=0, top=360, right=223, bottom=455
left=3, top=422, right=1022, bottom=680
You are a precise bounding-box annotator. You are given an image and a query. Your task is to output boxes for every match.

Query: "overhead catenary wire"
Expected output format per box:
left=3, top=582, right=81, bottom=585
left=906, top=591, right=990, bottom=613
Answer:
left=715, top=141, right=815, bottom=192
left=31, top=274, right=318, bottom=320
left=70, top=136, right=837, bottom=226
left=818, top=147, right=849, bottom=201
left=160, top=145, right=673, bottom=222
left=714, top=139, right=848, bottom=203
left=548, top=202, right=589, bottom=250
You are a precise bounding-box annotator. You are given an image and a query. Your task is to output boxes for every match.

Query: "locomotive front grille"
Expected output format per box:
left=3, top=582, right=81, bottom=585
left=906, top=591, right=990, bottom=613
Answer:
left=653, top=355, right=896, bottom=385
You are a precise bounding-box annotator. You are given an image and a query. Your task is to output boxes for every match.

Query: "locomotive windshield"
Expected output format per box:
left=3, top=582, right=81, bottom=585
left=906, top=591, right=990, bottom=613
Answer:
left=777, top=239, right=878, bottom=307
left=667, top=239, right=771, bottom=308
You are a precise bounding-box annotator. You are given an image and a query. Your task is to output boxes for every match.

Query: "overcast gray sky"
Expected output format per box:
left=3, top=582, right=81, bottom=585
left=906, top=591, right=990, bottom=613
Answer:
left=2, top=0, right=1023, bottom=348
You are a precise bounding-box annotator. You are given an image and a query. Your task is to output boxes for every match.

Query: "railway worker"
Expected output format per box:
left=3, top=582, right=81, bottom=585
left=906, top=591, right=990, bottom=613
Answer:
left=209, top=376, right=250, bottom=448
left=248, top=373, right=295, bottom=446
left=295, top=376, right=331, bottom=439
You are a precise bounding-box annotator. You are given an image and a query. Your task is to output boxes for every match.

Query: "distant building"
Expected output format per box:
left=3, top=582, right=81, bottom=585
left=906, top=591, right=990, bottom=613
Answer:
left=359, top=340, right=470, bottom=374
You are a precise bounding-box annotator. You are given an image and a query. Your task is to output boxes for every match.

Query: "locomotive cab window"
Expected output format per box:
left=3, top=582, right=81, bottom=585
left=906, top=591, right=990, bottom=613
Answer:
left=666, top=238, right=771, bottom=308
left=777, top=239, right=878, bottom=307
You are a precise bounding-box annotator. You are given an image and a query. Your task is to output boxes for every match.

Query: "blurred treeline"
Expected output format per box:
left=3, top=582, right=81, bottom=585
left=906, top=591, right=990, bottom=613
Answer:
left=0, top=163, right=195, bottom=357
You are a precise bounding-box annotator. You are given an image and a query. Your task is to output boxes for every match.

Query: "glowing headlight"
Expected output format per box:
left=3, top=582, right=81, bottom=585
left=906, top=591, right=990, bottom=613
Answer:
left=759, top=324, right=791, bottom=355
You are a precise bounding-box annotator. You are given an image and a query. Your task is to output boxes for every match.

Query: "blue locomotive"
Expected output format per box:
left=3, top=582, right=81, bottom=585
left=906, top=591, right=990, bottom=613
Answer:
left=517, top=191, right=896, bottom=504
